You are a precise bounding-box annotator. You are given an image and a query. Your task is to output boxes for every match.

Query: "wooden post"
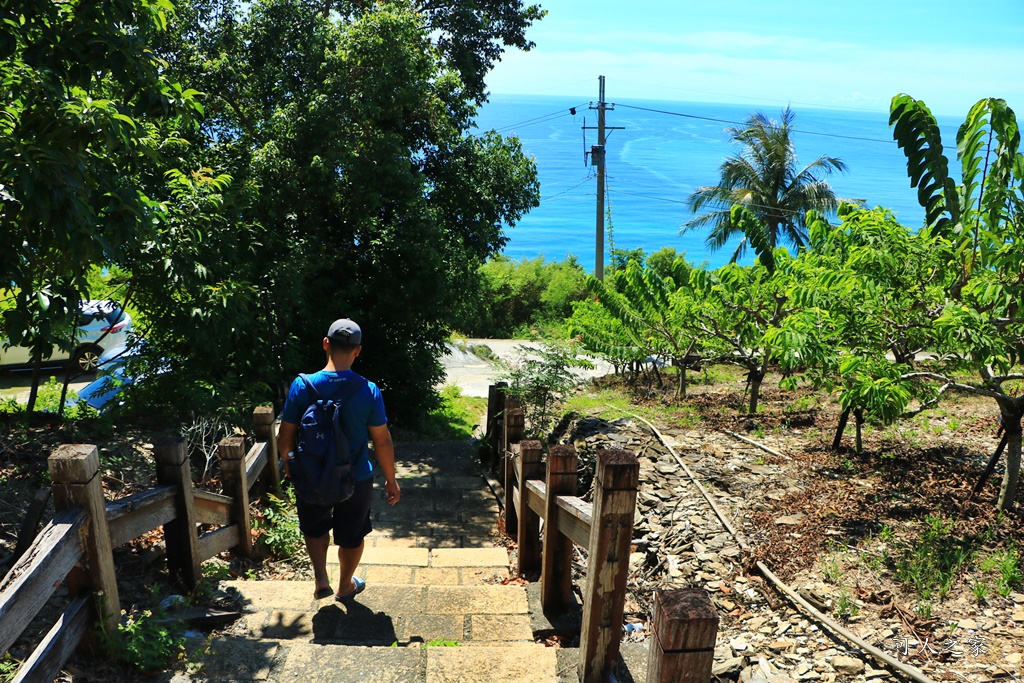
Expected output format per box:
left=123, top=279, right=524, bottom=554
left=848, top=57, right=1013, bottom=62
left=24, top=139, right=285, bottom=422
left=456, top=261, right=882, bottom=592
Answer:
left=578, top=449, right=639, bottom=683
left=487, top=382, right=507, bottom=470
left=502, top=399, right=524, bottom=538
left=253, top=406, right=281, bottom=494
left=217, top=436, right=254, bottom=558
left=154, top=437, right=202, bottom=589
left=646, top=589, right=719, bottom=683
left=48, top=445, right=119, bottom=632
left=515, top=440, right=543, bottom=576
left=542, top=444, right=578, bottom=612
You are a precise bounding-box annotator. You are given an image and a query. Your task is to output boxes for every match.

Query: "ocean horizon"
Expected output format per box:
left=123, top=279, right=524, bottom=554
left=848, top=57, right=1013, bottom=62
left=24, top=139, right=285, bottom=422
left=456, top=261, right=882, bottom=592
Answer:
left=474, top=93, right=961, bottom=271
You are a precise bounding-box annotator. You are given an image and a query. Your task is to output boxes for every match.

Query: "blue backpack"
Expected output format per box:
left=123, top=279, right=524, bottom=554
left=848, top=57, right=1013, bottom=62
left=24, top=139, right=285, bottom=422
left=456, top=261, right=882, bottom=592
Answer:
left=292, top=373, right=368, bottom=506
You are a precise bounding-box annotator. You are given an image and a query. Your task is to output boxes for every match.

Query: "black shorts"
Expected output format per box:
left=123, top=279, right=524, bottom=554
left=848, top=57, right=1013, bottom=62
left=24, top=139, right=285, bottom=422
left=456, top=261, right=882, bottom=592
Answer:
left=295, top=479, right=374, bottom=548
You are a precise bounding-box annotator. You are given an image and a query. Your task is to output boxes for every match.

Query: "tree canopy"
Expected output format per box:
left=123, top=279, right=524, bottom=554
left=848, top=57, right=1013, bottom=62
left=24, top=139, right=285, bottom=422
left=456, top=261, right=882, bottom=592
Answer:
left=684, top=107, right=847, bottom=263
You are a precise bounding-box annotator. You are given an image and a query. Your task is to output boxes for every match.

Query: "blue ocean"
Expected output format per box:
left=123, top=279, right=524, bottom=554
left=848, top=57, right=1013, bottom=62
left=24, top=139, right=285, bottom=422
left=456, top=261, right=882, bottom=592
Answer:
left=474, top=94, right=962, bottom=270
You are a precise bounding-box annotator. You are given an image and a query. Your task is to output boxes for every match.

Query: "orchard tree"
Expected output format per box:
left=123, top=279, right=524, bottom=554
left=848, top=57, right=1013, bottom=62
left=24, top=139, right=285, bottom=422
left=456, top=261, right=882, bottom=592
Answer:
left=793, top=206, right=947, bottom=451
left=889, top=95, right=1024, bottom=510
left=579, top=259, right=702, bottom=397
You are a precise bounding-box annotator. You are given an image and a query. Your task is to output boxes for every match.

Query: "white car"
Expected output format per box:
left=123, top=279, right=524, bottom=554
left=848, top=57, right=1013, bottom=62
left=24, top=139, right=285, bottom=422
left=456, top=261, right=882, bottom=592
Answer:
left=0, top=300, right=132, bottom=373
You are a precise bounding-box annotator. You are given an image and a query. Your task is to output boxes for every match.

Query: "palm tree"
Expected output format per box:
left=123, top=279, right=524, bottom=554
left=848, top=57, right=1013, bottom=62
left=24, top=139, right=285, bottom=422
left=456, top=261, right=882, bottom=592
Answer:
left=684, top=107, right=847, bottom=262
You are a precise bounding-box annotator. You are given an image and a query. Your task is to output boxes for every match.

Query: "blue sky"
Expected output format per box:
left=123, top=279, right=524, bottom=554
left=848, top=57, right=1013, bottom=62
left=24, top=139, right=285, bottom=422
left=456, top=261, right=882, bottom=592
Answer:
left=486, top=0, right=1024, bottom=116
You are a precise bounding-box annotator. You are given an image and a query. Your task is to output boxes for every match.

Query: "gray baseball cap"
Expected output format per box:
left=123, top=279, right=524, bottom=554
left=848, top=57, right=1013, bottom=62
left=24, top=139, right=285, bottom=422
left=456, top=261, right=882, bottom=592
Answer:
left=327, top=318, right=362, bottom=345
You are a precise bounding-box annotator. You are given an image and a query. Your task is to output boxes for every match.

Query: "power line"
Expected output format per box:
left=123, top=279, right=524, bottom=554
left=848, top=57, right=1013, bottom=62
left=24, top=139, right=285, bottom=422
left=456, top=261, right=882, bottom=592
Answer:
left=609, top=188, right=808, bottom=217
left=541, top=177, right=594, bottom=201
left=613, top=102, right=896, bottom=144
left=491, top=103, right=588, bottom=134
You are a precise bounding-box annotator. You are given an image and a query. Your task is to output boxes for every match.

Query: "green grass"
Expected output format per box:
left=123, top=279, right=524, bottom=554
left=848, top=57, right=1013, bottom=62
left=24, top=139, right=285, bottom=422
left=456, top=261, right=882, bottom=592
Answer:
left=894, top=514, right=973, bottom=600
left=411, top=386, right=487, bottom=441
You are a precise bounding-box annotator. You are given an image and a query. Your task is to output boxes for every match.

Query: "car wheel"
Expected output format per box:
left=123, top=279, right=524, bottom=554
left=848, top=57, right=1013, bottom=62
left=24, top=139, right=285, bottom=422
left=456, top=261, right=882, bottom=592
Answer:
left=72, top=345, right=102, bottom=374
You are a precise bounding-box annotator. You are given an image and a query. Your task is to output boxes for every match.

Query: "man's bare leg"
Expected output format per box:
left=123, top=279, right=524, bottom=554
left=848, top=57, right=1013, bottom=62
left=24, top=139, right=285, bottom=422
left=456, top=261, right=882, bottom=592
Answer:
left=336, top=541, right=365, bottom=597
left=305, top=534, right=331, bottom=595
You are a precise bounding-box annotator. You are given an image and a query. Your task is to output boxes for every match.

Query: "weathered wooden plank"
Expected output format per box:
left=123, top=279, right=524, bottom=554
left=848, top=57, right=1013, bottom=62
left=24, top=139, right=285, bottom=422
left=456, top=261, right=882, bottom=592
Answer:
left=542, top=445, right=579, bottom=613
left=556, top=495, right=593, bottom=548
left=198, top=525, right=240, bottom=562
left=49, top=444, right=119, bottom=633
left=11, top=595, right=90, bottom=683
left=0, top=509, right=85, bottom=656
left=511, top=485, right=521, bottom=517
left=244, top=441, right=267, bottom=491
left=193, top=490, right=233, bottom=526
left=646, top=588, right=718, bottom=683
left=526, top=479, right=546, bottom=517
left=106, top=486, right=177, bottom=547
left=579, top=449, right=639, bottom=683
left=218, top=437, right=254, bottom=558
left=253, top=407, right=281, bottom=494
left=516, top=440, right=544, bottom=576
left=156, top=438, right=202, bottom=590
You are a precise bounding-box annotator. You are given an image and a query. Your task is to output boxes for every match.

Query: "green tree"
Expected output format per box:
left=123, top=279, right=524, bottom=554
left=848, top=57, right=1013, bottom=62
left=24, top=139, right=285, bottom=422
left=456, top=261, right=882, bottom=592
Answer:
left=0, top=0, right=201, bottom=412
left=793, top=206, right=946, bottom=451
left=684, top=107, right=847, bottom=262
left=889, top=94, right=1024, bottom=510
left=146, top=0, right=541, bottom=423
left=581, top=259, right=701, bottom=398
left=689, top=254, right=805, bottom=414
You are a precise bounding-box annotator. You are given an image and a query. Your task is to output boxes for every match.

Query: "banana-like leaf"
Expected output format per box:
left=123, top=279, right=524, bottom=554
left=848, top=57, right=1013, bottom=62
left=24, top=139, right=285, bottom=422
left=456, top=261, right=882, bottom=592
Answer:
left=889, top=94, right=960, bottom=234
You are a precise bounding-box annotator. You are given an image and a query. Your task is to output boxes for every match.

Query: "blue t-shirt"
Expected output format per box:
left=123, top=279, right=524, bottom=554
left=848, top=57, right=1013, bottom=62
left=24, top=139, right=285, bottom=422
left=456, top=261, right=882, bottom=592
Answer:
left=281, top=370, right=387, bottom=483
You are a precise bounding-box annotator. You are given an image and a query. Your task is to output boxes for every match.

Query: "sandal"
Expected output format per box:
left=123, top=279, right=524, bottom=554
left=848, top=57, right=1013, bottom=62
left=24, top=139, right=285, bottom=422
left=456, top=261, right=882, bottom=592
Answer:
left=335, top=576, right=366, bottom=602
left=314, top=586, right=334, bottom=600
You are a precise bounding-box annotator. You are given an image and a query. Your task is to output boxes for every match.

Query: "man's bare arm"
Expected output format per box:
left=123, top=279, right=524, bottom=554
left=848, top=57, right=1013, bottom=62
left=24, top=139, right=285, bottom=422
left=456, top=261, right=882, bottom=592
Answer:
left=278, top=421, right=298, bottom=477
left=369, top=424, right=400, bottom=505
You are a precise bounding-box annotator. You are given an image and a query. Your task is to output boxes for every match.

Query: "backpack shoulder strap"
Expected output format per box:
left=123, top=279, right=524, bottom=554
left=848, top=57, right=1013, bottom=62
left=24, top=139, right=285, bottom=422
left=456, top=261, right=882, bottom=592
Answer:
left=334, top=374, right=369, bottom=405
left=298, top=373, right=322, bottom=402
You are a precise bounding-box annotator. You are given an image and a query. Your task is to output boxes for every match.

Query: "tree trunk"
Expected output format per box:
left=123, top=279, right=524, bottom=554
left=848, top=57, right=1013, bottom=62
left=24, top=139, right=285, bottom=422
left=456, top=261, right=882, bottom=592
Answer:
left=25, top=355, right=43, bottom=414
left=854, top=408, right=865, bottom=454
left=997, top=409, right=1022, bottom=511
left=832, top=408, right=851, bottom=451
left=677, top=360, right=686, bottom=400
left=747, top=369, right=764, bottom=415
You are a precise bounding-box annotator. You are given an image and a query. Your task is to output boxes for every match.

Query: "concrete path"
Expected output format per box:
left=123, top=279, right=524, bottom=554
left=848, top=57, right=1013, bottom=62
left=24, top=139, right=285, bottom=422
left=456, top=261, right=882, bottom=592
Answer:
left=196, top=442, right=570, bottom=683
left=440, top=339, right=613, bottom=398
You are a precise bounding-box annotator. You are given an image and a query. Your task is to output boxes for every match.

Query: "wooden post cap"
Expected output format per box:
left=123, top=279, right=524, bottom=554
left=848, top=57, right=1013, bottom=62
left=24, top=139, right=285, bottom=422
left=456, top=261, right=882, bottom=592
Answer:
left=652, top=588, right=719, bottom=652
left=520, top=440, right=543, bottom=462
left=253, top=405, right=275, bottom=425
left=547, top=444, right=578, bottom=472
left=153, top=437, right=188, bottom=466
left=216, top=436, right=246, bottom=460
left=596, top=448, right=639, bottom=490
left=48, top=445, right=99, bottom=483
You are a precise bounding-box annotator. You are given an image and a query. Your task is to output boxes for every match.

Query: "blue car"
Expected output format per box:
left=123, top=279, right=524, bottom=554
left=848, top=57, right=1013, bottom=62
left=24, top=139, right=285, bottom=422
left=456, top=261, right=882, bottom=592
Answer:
left=76, top=343, right=167, bottom=411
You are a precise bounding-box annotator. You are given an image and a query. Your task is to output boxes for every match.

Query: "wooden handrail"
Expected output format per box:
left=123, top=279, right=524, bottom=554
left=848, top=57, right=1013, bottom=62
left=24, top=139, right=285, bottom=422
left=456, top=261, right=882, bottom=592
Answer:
left=244, top=441, right=268, bottom=490
left=198, top=525, right=240, bottom=562
left=106, top=485, right=177, bottom=547
left=193, top=489, right=233, bottom=526
left=11, top=595, right=90, bottom=683
left=0, top=508, right=86, bottom=656
left=1, top=406, right=278, bottom=682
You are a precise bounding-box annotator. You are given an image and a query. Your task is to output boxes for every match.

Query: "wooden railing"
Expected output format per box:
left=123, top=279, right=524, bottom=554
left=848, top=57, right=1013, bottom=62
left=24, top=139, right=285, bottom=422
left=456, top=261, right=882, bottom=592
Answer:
left=0, top=406, right=280, bottom=683
left=489, top=387, right=719, bottom=683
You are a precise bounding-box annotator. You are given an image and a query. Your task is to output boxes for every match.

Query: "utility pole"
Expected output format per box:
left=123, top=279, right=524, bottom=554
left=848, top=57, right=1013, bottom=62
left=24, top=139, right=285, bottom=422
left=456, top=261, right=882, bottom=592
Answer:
left=585, top=76, right=623, bottom=280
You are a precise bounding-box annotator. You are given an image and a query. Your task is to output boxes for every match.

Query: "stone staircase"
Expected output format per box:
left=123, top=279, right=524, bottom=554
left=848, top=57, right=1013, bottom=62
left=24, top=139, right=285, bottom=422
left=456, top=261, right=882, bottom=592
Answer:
left=193, top=442, right=573, bottom=683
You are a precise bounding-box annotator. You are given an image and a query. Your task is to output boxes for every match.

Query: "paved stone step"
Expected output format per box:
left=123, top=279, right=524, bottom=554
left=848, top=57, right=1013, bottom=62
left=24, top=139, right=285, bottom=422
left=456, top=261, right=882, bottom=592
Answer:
left=221, top=580, right=528, bottom=619
left=341, top=546, right=509, bottom=568
left=198, top=640, right=565, bottom=683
